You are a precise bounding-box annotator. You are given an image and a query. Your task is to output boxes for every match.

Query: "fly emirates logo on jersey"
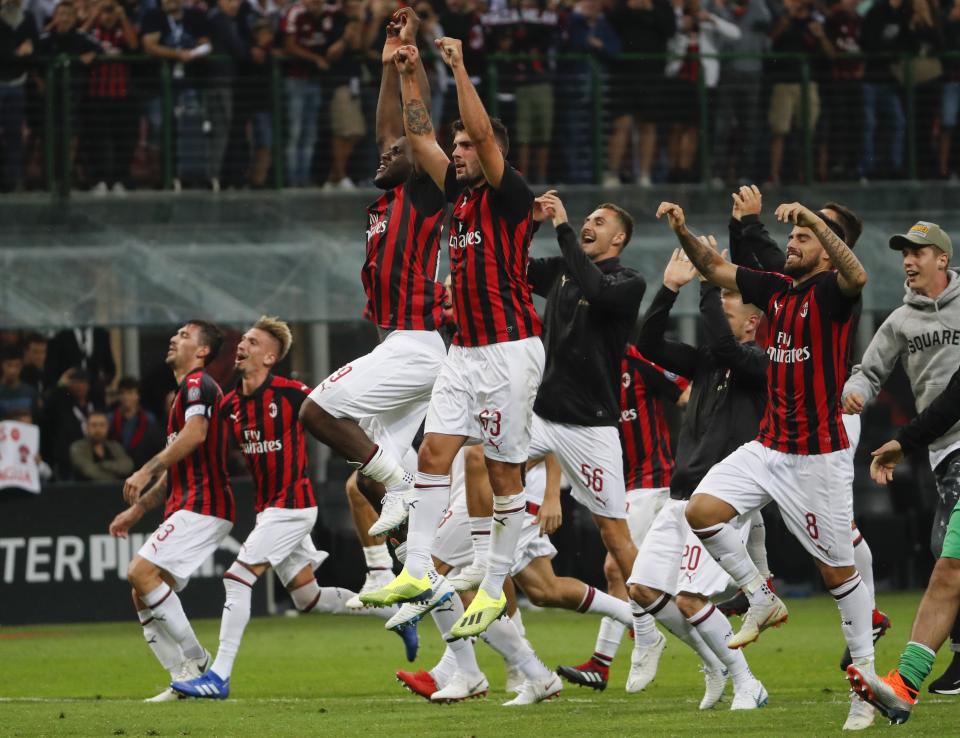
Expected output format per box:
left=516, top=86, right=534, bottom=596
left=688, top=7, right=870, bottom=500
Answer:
left=241, top=428, right=282, bottom=455
left=449, top=217, right=482, bottom=251
left=768, top=329, right=812, bottom=364
left=367, top=212, right=388, bottom=241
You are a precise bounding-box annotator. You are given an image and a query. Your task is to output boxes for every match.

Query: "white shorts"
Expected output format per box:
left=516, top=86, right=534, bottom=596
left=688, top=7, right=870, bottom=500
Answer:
left=425, top=337, right=544, bottom=463
left=626, top=487, right=670, bottom=548
left=528, top=414, right=627, bottom=519
left=842, top=413, right=861, bottom=452
left=693, top=440, right=855, bottom=567
left=238, top=506, right=327, bottom=587
left=308, top=330, right=446, bottom=462
left=137, top=509, right=233, bottom=592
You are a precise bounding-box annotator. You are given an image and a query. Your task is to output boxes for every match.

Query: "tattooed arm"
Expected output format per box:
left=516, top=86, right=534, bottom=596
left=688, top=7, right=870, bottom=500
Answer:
left=655, top=202, right=740, bottom=291
left=394, top=45, right=449, bottom=191
left=774, top=202, right=868, bottom=296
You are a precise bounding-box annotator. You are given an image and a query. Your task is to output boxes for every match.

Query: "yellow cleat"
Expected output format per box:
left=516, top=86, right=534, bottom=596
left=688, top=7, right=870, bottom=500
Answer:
left=450, top=588, right=507, bottom=638
left=359, top=567, right=433, bottom=607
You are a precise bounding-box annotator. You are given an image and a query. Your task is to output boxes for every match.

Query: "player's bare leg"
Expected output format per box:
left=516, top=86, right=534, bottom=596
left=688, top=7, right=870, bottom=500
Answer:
left=344, top=471, right=394, bottom=608
left=593, top=515, right=637, bottom=581
left=450, top=445, right=494, bottom=592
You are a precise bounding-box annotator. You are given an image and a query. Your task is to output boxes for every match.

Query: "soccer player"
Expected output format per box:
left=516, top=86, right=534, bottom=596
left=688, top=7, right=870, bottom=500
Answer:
left=108, top=320, right=232, bottom=701
left=298, top=8, right=447, bottom=554
left=848, top=363, right=960, bottom=723
left=662, top=200, right=873, bottom=727
left=557, top=348, right=689, bottom=692
left=362, top=39, right=545, bottom=638
left=170, top=317, right=416, bottom=700
left=842, top=222, right=960, bottom=696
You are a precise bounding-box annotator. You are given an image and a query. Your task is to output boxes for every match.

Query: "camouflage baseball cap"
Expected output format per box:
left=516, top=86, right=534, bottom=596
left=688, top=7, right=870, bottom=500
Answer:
left=889, top=221, right=953, bottom=259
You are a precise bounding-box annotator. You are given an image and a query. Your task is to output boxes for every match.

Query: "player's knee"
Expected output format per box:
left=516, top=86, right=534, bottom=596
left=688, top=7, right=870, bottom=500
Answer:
left=126, top=557, right=150, bottom=589
left=417, top=437, right=449, bottom=474
left=629, top=583, right=660, bottom=608
left=464, top=445, right=486, bottom=475
left=685, top=496, right=723, bottom=530
left=675, top=592, right=704, bottom=618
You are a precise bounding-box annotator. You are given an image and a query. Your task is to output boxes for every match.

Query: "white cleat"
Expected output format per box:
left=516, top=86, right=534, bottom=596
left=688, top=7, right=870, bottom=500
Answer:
left=505, top=664, right=525, bottom=694
left=346, top=569, right=395, bottom=610
left=430, top=670, right=489, bottom=703
left=368, top=490, right=411, bottom=536
left=731, top=677, right=769, bottom=710
left=843, top=692, right=876, bottom=731
left=727, top=593, right=788, bottom=649
left=503, top=673, right=562, bottom=706
left=145, top=650, right=211, bottom=702
left=385, top=570, right=455, bottom=630
left=448, top=563, right=485, bottom=592
left=699, top=665, right=729, bottom=710
left=625, top=630, right=666, bottom=693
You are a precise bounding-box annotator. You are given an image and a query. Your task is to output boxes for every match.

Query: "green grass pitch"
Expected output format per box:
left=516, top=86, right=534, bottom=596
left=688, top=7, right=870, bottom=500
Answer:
left=0, top=592, right=953, bottom=737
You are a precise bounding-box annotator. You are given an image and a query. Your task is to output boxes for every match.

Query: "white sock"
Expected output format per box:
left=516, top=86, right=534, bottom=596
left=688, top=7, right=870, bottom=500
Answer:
left=359, top=444, right=410, bottom=492
left=406, top=472, right=451, bottom=578
left=831, top=573, right=875, bottom=664
left=142, top=582, right=204, bottom=661
left=577, top=585, right=632, bottom=626
left=481, top=617, right=552, bottom=680
left=642, top=594, right=724, bottom=672
left=289, top=580, right=367, bottom=615
left=852, top=528, right=876, bottom=606
left=479, top=492, right=526, bottom=598
left=746, top=512, right=771, bottom=580
left=469, top=515, right=492, bottom=568
left=431, top=645, right=459, bottom=687
left=687, top=602, right=751, bottom=686
left=431, top=595, right=481, bottom=674
left=630, top=602, right=660, bottom=650
left=594, top=616, right=626, bottom=664
left=363, top=544, right=392, bottom=571
left=138, top=608, right=183, bottom=678
left=692, top=523, right=768, bottom=604
left=511, top=608, right=526, bottom=637
left=211, top=564, right=258, bottom=679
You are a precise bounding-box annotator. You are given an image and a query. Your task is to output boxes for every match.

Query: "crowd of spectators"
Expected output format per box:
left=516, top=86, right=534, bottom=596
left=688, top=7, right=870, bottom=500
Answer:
left=1, top=0, right=960, bottom=191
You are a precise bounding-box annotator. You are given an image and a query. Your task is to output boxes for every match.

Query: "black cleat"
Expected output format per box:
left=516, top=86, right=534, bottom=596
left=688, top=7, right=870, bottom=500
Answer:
left=556, top=660, right=609, bottom=692
left=928, top=652, right=960, bottom=695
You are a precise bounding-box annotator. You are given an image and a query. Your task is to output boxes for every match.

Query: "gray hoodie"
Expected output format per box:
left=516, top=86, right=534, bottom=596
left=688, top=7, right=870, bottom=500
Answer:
left=844, top=270, right=960, bottom=469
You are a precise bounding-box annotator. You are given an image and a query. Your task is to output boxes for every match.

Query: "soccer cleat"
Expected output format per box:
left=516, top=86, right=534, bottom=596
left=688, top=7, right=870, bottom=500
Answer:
left=396, top=669, right=439, bottom=700
left=394, top=622, right=420, bottom=663
left=503, top=673, right=563, bottom=706
left=384, top=570, right=455, bottom=630
left=846, top=666, right=916, bottom=725
left=430, top=670, right=489, bottom=703
left=927, top=652, right=960, bottom=695
left=346, top=568, right=395, bottom=609
left=448, top=563, right=485, bottom=592
left=625, top=631, right=666, bottom=693
left=556, top=658, right=609, bottom=691
left=727, top=593, right=788, bottom=649
left=718, top=577, right=775, bottom=617
left=450, top=589, right=507, bottom=638
left=505, top=664, right=525, bottom=694
left=840, top=609, right=891, bottom=671
left=368, top=490, right=410, bottom=536
left=843, top=691, right=876, bottom=730
left=359, top=567, right=433, bottom=607
left=699, top=666, right=729, bottom=710
left=730, top=677, right=769, bottom=710
left=171, top=670, right=230, bottom=700
left=145, top=650, right=211, bottom=702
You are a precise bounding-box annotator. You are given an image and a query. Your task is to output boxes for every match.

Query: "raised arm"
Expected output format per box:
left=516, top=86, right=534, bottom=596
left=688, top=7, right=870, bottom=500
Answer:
left=774, top=202, right=868, bottom=296
left=376, top=9, right=430, bottom=153
left=394, top=45, right=449, bottom=190
left=634, top=251, right=701, bottom=377
left=656, top=202, right=739, bottom=291
left=729, top=185, right=786, bottom=272
left=698, top=278, right=768, bottom=379
left=435, top=36, right=506, bottom=188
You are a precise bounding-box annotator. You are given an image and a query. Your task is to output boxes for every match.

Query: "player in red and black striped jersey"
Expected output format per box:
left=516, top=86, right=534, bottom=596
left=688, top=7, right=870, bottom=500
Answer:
left=661, top=201, right=880, bottom=721
left=108, top=320, right=232, bottom=701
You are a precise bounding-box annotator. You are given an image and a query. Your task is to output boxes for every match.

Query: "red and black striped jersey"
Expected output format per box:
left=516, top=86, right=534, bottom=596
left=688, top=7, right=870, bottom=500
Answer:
left=222, top=374, right=316, bottom=512
left=362, top=172, right=446, bottom=331
left=165, top=369, right=234, bottom=521
left=736, top=268, right=859, bottom=455
left=444, top=163, right=542, bottom=347
left=88, top=26, right=133, bottom=99
left=620, top=347, right=688, bottom=490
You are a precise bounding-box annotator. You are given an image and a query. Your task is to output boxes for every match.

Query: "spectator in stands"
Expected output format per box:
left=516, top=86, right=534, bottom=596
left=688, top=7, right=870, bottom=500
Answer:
left=141, top=0, right=210, bottom=189
left=245, top=18, right=275, bottom=187
left=710, top=0, right=770, bottom=185
left=109, top=376, right=163, bottom=468
left=663, top=0, right=740, bottom=183
left=25, top=0, right=55, bottom=31
left=44, top=326, right=116, bottom=408
left=820, top=0, right=863, bottom=181
left=206, top=0, right=252, bottom=191
left=281, top=0, right=335, bottom=187
left=69, top=409, right=134, bottom=481
left=42, top=367, right=96, bottom=479
left=83, top=0, right=140, bottom=195
left=941, top=0, right=960, bottom=180
left=558, top=0, right=621, bottom=183
left=244, top=0, right=282, bottom=33
left=0, top=0, right=37, bottom=194
left=323, top=0, right=366, bottom=190
left=605, top=0, right=676, bottom=187
left=438, top=0, right=486, bottom=119
left=0, top=346, right=37, bottom=421
left=766, top=0, right=834, bottom=184
left=412, top=0, right=446, bottom=128
left=19, top=332, right=47, bottom=395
